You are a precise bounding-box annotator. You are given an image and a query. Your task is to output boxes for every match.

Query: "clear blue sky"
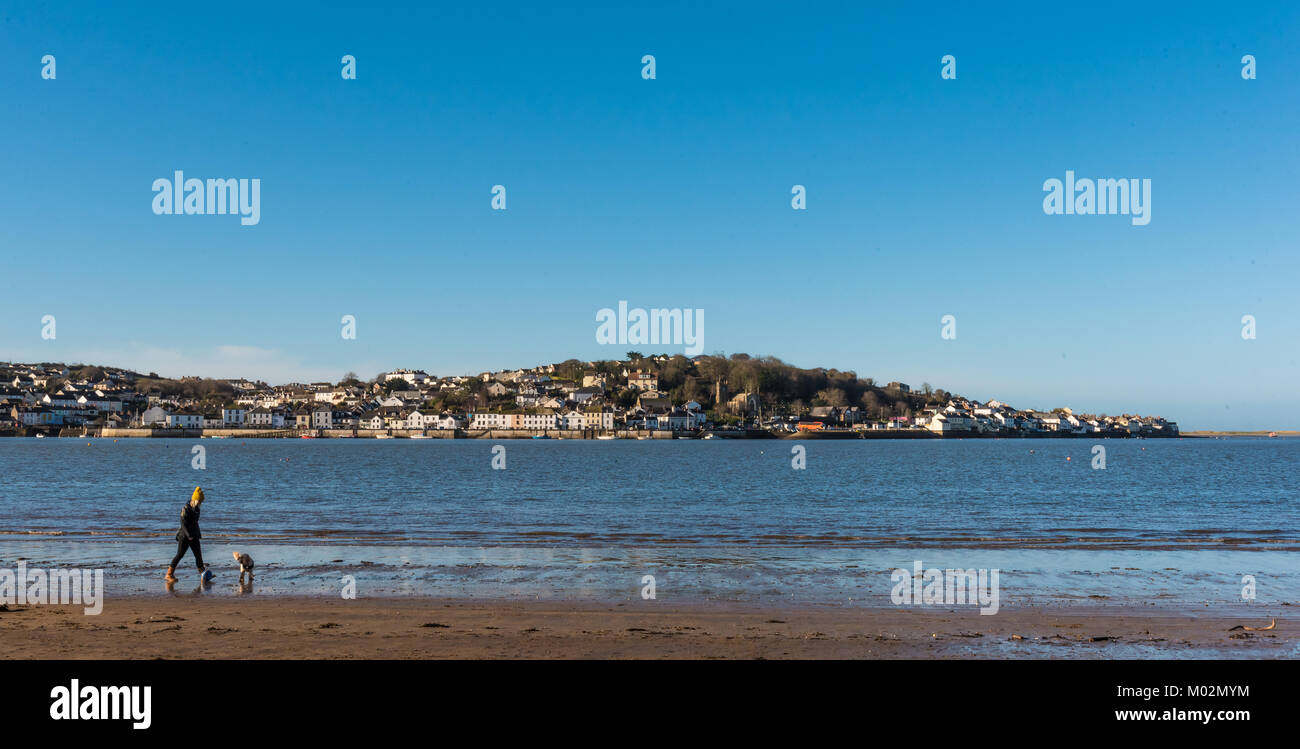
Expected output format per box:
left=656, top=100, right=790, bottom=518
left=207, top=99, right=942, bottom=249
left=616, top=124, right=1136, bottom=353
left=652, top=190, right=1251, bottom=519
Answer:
left=1, top=2, right=1296, bottom=429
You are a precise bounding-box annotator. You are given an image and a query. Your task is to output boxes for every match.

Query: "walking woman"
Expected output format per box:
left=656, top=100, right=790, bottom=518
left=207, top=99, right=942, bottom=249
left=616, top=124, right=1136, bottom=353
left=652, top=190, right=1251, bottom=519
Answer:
left=165, top=486, right=210, bottom=581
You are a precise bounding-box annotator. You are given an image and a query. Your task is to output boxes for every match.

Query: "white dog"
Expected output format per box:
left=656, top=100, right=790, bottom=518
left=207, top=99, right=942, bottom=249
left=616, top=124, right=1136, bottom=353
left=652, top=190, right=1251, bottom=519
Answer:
left=232, top=551, right=255, bottom=583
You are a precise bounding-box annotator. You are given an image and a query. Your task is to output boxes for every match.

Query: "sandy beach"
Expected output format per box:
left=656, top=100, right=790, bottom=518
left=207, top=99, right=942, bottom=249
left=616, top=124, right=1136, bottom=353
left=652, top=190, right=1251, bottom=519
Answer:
left=1, top=597, right=1292, bottom=659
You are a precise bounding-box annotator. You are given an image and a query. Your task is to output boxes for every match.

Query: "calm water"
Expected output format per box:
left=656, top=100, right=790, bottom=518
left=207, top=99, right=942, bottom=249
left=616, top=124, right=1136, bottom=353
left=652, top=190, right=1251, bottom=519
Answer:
left=1, top=437, right=1296, bottom=607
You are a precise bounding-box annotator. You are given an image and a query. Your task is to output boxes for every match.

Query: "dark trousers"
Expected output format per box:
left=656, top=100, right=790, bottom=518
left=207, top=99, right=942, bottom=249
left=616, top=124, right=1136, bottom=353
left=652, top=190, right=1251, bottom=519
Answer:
left=170, top=537, right=205, bottom=570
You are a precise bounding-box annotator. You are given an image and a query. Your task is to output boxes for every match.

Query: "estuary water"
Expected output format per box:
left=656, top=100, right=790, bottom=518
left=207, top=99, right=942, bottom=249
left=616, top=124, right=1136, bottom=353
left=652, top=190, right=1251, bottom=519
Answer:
left=1, top=437, right=1296, bottom=608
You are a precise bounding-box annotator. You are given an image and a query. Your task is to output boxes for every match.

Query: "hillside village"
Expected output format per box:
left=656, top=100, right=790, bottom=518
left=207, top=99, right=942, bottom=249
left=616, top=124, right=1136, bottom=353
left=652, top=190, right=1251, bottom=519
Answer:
left=0, top=355, right=1178, bottom=438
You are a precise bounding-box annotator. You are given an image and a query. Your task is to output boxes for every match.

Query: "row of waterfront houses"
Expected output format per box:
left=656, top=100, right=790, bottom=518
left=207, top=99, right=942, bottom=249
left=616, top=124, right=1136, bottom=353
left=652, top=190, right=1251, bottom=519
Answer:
left=2, top=364, right=143, bottom=427
left=0, top=362, right=1177, bottom=436
left=793, top=398, right=1178, bottom=436
left=133, top=403, right=620, bottom=432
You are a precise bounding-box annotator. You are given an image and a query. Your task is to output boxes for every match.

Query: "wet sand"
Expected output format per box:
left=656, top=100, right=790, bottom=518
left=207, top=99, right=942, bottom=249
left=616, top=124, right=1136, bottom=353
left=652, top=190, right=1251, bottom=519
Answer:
left=0, top=597, right=1292, bottom=659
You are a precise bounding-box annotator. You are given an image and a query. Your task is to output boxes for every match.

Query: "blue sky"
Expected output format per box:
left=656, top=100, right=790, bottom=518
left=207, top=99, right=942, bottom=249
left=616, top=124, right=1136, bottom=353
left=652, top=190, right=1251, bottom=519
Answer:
left=1, top=2, right=1296, bottom=429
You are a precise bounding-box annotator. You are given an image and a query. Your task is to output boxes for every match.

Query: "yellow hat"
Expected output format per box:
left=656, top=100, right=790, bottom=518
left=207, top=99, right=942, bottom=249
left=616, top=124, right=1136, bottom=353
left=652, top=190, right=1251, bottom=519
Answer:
left=192, top=486, right=205, bottom=502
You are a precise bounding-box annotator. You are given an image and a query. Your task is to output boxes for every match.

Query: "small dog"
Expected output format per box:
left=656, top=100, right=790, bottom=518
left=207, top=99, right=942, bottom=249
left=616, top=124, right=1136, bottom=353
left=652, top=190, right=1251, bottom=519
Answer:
left=232, top=551, right=255, bottom=583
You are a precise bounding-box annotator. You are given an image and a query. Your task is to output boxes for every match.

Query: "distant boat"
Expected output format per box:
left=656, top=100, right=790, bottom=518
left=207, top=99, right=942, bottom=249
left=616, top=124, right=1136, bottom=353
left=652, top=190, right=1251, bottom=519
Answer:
left=596, top=434, right=616, bottom=440
left=532, top=434, right=551, bottom=439
left=1269, top=432, right=1277, bottom=438
left=375, top=434, right=393, bottom=439
left=409, top=434, right=431, bottom=440
left=636, top=436, right=650, bottom=440
left=300, top=434, right=315, bottom=439
left=703, top=434, right=717, bottom=439
left=35, top=433, right=46, bottom=439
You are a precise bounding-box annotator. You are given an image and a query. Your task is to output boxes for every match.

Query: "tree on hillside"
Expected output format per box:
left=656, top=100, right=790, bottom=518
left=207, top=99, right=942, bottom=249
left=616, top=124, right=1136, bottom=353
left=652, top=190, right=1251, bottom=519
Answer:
left=815, top=388, right=848, bottom=408
left=554, top=359, right=583, bottom=382
left=861, top=390, right=884, bottom=419
left=678, top=375, right=704, bottom=404
left=658, top=356, right=689, bottom=391
left=616, top=389, right=638, bottom=409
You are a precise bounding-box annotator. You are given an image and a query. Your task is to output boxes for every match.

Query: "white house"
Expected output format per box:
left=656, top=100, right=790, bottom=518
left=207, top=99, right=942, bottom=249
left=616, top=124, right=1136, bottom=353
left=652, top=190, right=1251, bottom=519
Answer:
left=385, top=369, right=430, bottom=386
left=12, top=407, right=48, bottom=426
left=517, top=410, right=558, bottom=430
left=927, top=413, right=973, bottom=433
left=664, top=409, right=692, bottom=431
left=311, top=406, right=334, bottom=429
left=627, top=371, right=658, bottom=391
left=77, top=394, right=124, bottom=412
left=167, top=412, right=203, bottom=429
left=1036, top=413, right=1064, bottom=431
left=470, top=411, right=557, bottom=430
left=430, top=414, right=462, bottom=430
left=470, top=412, right=508, bottom=429
left=406, top=410, right=442, bottom=430
left=141, top=406, right=169, bottom=426
left=581, top=406, right=616, bottom=430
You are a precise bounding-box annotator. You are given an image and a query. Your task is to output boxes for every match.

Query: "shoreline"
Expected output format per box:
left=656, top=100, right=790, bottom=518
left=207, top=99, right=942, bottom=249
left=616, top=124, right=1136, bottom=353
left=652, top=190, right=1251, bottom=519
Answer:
left=2, top=429, right=1191, bottom=440
left=1181, top=430, right=1299, bottom=437
left=1, top=596, right=1291, bottom=659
